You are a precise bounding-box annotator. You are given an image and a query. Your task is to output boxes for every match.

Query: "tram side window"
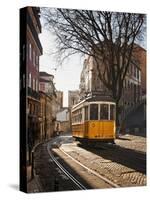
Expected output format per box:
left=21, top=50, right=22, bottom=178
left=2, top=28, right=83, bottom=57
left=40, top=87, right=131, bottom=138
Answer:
left=84, top=106, right=88, bottom=121
left=79, top=109, right=82, bottom=122
left=90, top=104, right=98, bottom=120
left=110, top=104, right=115, bottom=120
left=100, top=104, right=108, bottom=120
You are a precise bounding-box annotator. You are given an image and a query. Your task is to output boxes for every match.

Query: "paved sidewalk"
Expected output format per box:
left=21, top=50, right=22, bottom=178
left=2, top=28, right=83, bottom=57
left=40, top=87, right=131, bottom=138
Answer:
left=116, top=133, right=146, bottom=153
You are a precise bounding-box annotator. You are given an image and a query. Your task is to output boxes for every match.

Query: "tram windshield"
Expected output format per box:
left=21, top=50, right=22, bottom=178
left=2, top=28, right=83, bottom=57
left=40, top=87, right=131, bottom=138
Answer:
left=90, top=104, right=98, bottom=120
left=100, top=104, right=108, bottom=120
left=110, top=104, right=115, bottom=120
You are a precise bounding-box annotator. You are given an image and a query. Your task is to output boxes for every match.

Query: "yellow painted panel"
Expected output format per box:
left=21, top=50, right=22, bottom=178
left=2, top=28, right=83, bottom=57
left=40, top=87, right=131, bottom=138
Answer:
left=88, top=121, right=115, bottom=139
left=72, top=120, right=116, bottom=140
left=72, top=124, right=84, bottom=138
left=88, top=121, right=102, bottom=139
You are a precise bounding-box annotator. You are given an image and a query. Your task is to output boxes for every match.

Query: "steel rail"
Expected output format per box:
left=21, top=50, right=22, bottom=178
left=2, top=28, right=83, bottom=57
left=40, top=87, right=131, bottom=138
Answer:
left=47, top=143, right=87, bottom=190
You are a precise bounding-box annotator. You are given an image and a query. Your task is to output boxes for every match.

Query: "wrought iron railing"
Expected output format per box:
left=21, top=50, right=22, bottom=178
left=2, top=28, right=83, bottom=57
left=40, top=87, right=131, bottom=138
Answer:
left=27, top=87, right=40, bottom=100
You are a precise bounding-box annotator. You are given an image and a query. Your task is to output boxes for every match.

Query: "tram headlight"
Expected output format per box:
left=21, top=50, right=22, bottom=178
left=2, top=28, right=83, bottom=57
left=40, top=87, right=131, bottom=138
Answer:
left=91, top=123, right=95, bottom=128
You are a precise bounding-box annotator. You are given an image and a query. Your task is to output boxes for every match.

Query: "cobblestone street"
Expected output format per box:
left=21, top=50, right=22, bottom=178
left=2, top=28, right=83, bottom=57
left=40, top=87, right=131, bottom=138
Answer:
left=60, top=133, right=146, bottom=187
left=27, top=133, right=146, bottom=192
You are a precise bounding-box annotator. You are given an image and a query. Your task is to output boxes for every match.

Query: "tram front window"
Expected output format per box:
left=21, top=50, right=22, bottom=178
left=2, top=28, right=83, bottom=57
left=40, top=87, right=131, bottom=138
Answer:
left=100, top=104, right=108, bottom=120
left=90, top=104, right=98, bottom=120
left=110, top=104, right=115, bottom=120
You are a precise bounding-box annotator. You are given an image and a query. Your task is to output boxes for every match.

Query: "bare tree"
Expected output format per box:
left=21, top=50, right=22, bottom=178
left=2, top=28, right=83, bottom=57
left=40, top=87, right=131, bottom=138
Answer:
left=41, top=8, right=146, bottom=125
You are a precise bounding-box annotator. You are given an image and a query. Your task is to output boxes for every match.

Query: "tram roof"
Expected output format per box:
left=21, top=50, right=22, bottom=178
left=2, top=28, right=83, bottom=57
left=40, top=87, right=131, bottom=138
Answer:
left=72, top=95, right=115, bottom=110
left=86, top=95, right=115, bottom=102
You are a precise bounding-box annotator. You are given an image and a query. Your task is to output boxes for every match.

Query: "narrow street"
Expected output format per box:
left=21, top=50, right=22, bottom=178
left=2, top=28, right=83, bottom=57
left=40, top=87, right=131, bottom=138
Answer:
left=27, top=132, right=146, bottom=193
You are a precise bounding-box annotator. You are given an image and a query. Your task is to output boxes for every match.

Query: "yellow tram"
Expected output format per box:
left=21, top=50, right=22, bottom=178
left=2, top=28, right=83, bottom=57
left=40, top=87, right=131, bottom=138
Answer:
left=71, top=96, right=116, bottom=143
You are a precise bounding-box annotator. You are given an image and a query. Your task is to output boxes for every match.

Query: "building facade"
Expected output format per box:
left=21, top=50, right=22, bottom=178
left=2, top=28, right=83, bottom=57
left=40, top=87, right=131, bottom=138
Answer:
left=56, top=107, right=70, bottom=133
left=39, top=92, right=46, bottom=141
left=79, top=45, right=146, bottom=125
left=68, top=90, right=80, bottom=108
left=39, top=71, right=63, bottom=140
left=79, top=57, right=108, bottom=100
left=39, top=71, right=57, bottom=120
left=121, top=59, right=142, bottom=119
left=39, top=72, right=55, bottom=94
left=26, top=7, right=42, bottom=165
left=68, top=90, right=80, bottom=131
left=132, top=46, right=146, bottom=96
left=56, top=91, right=63, bottom=108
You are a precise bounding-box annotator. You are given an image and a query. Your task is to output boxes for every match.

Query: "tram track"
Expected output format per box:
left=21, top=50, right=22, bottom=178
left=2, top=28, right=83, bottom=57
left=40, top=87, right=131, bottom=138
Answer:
left=30, top=134, right=146, bottom=192
left=47, top=138, right=120, bottom=190
left=47, top=142, right=87, bottom=190
left=59, top=147, right=120, bottom=188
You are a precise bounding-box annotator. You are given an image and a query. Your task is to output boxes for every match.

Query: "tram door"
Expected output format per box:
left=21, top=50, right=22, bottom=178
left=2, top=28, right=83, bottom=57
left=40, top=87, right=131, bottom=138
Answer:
left=89, top=104, right=103, bottom=138
left=100, top=104, right=108, bottom=135
left=100, top=104, right=115, bottom=138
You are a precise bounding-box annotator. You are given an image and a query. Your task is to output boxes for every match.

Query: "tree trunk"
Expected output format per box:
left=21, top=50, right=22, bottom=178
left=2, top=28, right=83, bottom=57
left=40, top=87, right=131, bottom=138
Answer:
left=116, top=101, right=120, bottom=126
left=115, top=100, right=121, bottom=137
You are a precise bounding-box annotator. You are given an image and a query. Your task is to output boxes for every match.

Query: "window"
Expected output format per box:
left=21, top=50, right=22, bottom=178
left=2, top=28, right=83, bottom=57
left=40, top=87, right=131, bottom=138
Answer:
left=33, top=50, right=35, bottom=66
left=32, top=104, right=35, bottom=114
left=90, top=104, right=98, bottom=120
left=28, top=103, right=31, bottom=114
left=100, top=104, right=108, bottom=120
left=28, top=73, right=31, bottom=88
left=33, top=78, right=35, bottom=90
left=29, top=43, right=32, bottom=60
left=36, top=80, right=38, bottom=91
left=134, top=65, right=136, bottom=77
left=137, top=69, right=140, bottom=80
left=131, top=64, right=133, bottom=75
left=40, top=83, right=45, bottom=91
left=139, top=70, right=141, bottom=81
left=36, top=55, right=39, bottom=67
left=35, top=79, right=37, bottom=91
left=84, top=106, right=88, bottom=121
left=31, top=104, right=34, bottom=114
left=72, top=97, right=76, bottom=106
left=110, top=104, right=115, bottom=120
left=78, top=109, right=82, bottom=122
left=26, top=43, right=28, bottom=60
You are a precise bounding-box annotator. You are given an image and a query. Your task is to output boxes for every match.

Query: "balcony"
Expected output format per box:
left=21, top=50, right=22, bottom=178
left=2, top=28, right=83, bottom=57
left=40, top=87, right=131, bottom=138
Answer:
left=27, top=87, right=40, bottom=100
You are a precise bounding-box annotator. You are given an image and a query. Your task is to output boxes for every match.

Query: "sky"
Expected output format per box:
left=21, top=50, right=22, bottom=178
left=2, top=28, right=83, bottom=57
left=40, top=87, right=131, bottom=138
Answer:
left=39, top=28, right=84, bottom=107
